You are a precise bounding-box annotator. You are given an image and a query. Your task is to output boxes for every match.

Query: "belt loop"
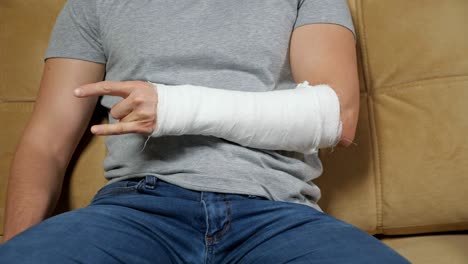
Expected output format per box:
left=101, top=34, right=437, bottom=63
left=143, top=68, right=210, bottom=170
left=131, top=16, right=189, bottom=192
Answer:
left=136, top=177, right=145, bottom=192
left=145, top=175, right=157, bottom=189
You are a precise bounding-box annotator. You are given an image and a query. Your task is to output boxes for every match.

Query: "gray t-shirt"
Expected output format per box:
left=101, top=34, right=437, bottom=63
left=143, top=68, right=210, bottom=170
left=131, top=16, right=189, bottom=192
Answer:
left=44, top=0, right=355, bottom=211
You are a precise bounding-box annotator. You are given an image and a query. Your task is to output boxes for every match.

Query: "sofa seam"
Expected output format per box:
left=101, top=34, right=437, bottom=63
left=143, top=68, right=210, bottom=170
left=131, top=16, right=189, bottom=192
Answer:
left=374, top=74, right=468, bottom=95
left=356, top=0, right=371, bottom=95
left=357, top=0, right=383, bottom=234
left=372, top=75, right=468, bottom=96
left=369, top=96, right=383, bottom=234
left=383, top=221, right=468, bottom=230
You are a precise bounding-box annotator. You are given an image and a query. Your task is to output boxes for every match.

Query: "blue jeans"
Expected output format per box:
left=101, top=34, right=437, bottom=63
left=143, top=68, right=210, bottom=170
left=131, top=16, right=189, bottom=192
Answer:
left=0, top=175, right=410, bottom=263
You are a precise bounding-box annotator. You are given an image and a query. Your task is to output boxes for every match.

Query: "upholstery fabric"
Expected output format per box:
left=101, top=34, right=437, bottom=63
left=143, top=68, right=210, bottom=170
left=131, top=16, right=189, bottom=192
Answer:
left=317, top=0, right=468, bottom=235
left=381, top=233, right=468, bottom=264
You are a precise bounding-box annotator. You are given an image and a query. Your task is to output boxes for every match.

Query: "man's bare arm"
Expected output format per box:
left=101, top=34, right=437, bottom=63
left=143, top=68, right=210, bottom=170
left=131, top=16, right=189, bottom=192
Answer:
left=2, top=58, right=105, bottom=242
left=290, top=23, right=359, bottom=147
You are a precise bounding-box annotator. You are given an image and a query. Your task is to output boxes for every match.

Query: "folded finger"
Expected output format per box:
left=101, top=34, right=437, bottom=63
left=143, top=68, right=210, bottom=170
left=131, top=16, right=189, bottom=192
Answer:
left=119, top=113, right=156, bottom=135
left=110, top=98, right=134, bottom=120
left=119, top=111, right=140, bottom=122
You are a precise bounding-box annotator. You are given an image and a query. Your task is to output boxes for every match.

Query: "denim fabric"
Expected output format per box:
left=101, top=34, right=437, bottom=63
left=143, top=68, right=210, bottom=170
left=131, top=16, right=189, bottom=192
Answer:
left=0, top=175, right=410, bottom=263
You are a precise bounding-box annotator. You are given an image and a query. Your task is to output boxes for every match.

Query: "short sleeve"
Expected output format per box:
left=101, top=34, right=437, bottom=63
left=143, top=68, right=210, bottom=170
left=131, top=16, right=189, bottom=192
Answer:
left=293, top=0, right=356, bottom=40
left=44, top=0, right=106, bottom=64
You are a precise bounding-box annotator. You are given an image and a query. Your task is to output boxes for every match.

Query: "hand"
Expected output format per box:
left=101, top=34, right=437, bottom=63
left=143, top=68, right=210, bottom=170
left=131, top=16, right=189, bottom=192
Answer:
left=74, top=80, right=158, bottom=136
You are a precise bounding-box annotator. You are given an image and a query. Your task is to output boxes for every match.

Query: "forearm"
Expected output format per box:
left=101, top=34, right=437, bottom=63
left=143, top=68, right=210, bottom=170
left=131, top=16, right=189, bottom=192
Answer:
left=2, top=139, right=65, bottom=243
left=150, top=81, right=342, bottom=154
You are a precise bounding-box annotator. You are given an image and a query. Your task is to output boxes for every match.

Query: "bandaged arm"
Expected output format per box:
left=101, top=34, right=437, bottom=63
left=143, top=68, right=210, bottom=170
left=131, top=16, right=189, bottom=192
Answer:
left=148, top=81, right=342, bottom=155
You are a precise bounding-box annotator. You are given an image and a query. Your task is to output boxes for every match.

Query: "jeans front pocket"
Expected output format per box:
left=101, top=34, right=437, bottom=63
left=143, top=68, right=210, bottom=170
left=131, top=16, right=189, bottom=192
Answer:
left=92, top=178, right=142, bottom=201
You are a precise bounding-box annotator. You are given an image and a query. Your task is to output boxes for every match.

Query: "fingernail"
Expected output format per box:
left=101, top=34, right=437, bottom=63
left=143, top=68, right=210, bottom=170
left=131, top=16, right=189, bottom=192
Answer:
left=91, top=127, right=99, bottom=133
left=74, top=88, right=82, bottom=96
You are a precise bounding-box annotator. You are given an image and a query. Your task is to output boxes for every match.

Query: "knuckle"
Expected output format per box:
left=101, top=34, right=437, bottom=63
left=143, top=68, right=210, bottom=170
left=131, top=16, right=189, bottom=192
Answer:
left=129, top=80, right=142, bottom=86
left=129, top=81, right=145, bottom=91
left=134, top=109, right=145, bottom=117
left=132, top=96, right=146, bottom=105
left=146, top=111, right=156, bottom=120
left=145, top=127, right=154, bottom=134
left=141, top=123, right=154, bottom=134
left=138, top=109, right=154, bottom=119
left=136, top=80, right=147, bottom=87
left=137, top=127, right=149, bottom=134
left=115, top=124, right=124, bottom=135
left=101, top=82, right=112, bottom=93
left=145, top=81, right=155, bottom=89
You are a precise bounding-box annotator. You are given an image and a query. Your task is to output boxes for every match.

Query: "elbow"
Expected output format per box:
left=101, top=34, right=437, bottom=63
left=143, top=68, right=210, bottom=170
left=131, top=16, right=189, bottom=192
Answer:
left=338, top=101, right=359, bottom=148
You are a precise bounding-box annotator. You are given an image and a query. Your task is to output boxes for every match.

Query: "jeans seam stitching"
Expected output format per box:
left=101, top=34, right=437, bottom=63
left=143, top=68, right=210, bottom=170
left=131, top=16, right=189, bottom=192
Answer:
left=212, top=196, right=232, bottom=243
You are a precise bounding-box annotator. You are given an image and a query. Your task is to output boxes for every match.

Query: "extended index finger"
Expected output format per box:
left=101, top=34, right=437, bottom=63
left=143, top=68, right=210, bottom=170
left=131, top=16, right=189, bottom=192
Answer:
left=74, top=81, right=135, bottom=98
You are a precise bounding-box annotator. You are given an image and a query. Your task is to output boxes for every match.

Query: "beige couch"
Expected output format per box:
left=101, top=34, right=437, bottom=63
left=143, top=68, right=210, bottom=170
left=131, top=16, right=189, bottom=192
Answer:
left=1, top=0, right=467, bottom=263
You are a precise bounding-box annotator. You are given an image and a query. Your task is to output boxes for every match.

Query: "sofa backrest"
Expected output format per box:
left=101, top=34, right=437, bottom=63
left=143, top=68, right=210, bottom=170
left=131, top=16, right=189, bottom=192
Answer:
left=1, top=0, right=467, bottom=237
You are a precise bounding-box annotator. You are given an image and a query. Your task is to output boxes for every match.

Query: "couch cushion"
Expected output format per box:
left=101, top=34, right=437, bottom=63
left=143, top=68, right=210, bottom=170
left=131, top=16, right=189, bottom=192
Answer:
left=0, top=0, right=66, bottom=100
left=381, top=233, right=468, bottom=264
left=0, top=102, right=35, bottom=236
left=374, top=77, right=468, bottom=235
